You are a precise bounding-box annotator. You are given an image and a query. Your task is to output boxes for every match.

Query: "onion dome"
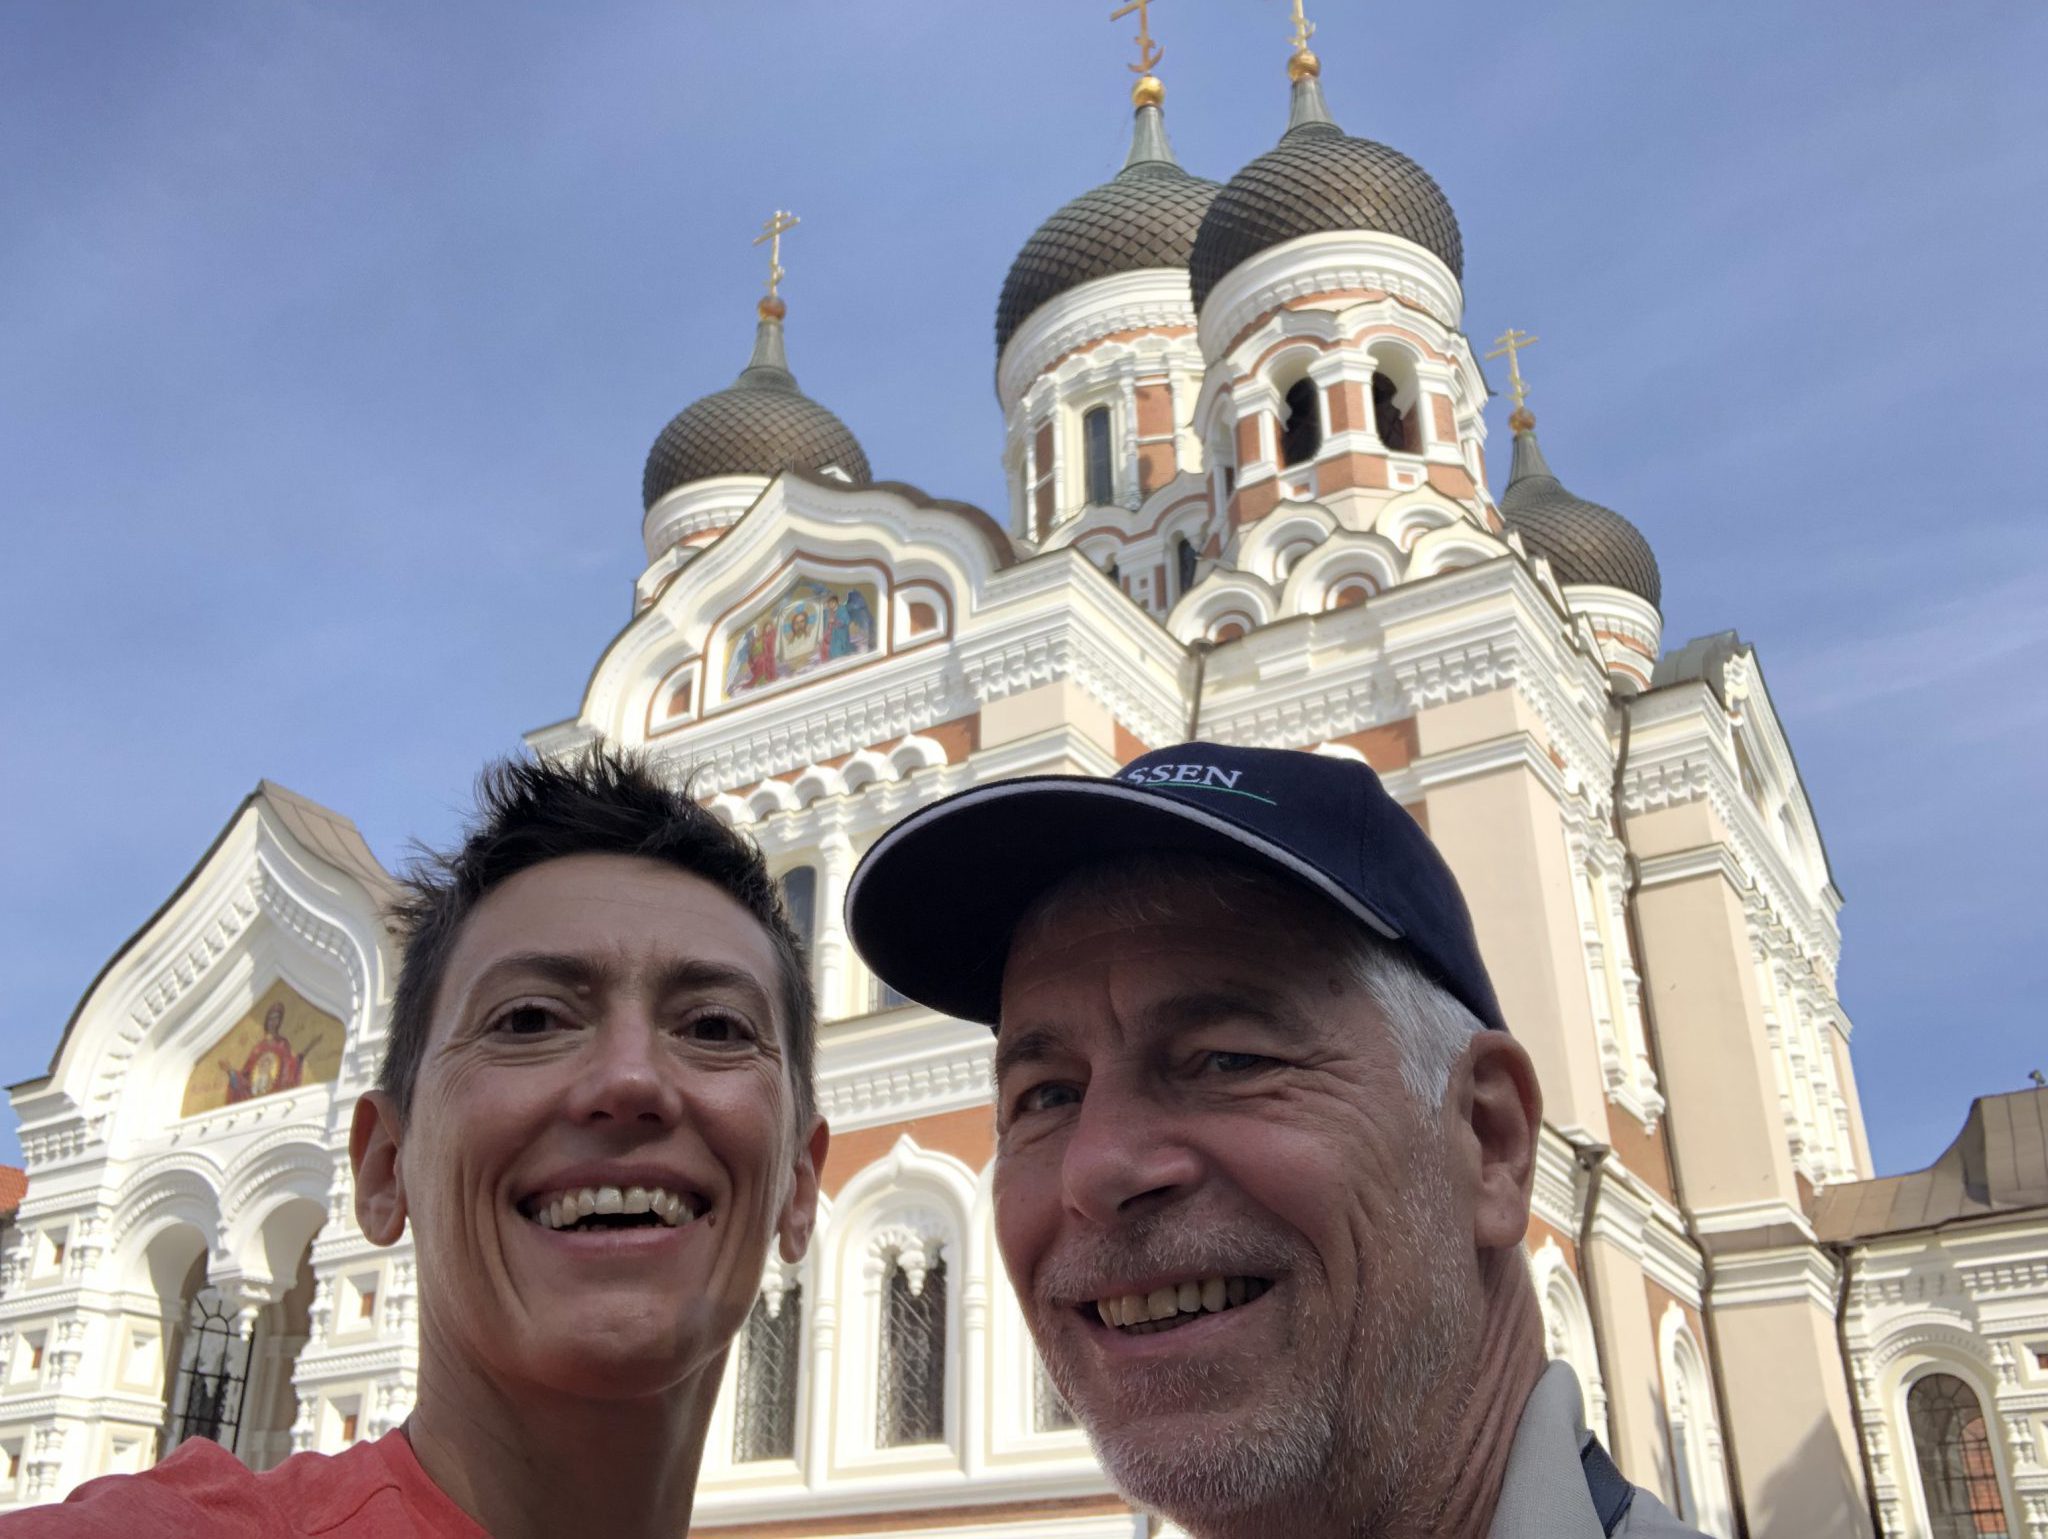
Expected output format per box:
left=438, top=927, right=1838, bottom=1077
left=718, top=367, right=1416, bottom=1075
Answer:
left=642, top=299, right=871, bottom=510
left=1189, top=52, right=1462, bottom=312
left=1500, top=409, right=1662, bottom=608
left=995, top=80, right=1221, bottom=355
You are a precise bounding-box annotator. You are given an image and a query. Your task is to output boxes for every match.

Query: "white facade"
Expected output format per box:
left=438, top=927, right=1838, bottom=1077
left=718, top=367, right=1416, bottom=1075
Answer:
left=0, top=786, right=401, bottom=1503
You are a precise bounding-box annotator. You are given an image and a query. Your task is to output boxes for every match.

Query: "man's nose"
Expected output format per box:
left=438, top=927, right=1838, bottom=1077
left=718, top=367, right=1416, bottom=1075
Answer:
left=1059, top=1081, right=1202, bottom=1224
left=564, top=1010, right=683, bottom=1127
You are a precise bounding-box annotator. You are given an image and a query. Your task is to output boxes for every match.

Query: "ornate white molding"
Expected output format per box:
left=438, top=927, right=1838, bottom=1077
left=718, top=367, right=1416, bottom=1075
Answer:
left=642, top=474, right=772, bottom=562
left=1708, top=1244, right=1839, bottom=1312
left=998, top=268, right=1199, bottom=412
left=817, top=1016, right=994, bottom=1133
left=1198, top=230, right=1465, bottom=360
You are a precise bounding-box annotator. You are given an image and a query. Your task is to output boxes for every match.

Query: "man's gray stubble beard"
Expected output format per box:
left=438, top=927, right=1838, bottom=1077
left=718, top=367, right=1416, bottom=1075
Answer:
left=1033, top=1147, right=1475, bottom=1536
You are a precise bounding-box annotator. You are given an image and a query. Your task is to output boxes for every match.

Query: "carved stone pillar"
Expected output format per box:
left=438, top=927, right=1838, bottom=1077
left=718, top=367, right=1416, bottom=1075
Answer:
left=816, top=825, right=856, bottom=1020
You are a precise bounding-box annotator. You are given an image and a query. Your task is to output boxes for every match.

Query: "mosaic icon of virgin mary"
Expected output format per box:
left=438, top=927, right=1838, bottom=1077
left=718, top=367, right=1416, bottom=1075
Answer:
left=221, top=1002, right=307, bottom=1103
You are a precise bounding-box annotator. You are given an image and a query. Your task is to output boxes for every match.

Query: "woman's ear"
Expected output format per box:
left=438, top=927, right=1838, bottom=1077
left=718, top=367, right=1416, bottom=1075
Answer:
left=350, top=1091, right=409, bottom=1247
left=777, top=1116, right=831, bottom=1264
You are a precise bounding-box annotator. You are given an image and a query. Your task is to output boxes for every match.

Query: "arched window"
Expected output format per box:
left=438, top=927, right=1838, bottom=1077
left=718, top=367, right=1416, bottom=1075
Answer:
left=732, top=1284, right=802, bottom=1463
left=1175, top=535, right=1200, bottom=597
left=877, top=1246, right=946, bottom=1447
left=779, top=866, right=818, bottom=955
left=1533, top=1246, right=1609, bottom=1448
left=1660, top=1314, right=1732, bottom=1536
left=165, top=1283, right=253, bottom=1457
left=1373, top=373, right=1409, bottom=453
left=1083, top=406, right=1115, bottom=506
left=1908, top=1374, right=2011, bottom=1538
left=1280, top=378, right=1322, bottom=467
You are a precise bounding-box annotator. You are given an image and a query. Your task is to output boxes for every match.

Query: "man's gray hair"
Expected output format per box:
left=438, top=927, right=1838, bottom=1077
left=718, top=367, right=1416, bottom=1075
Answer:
left=1017, top=854, right=1484, bottom=1106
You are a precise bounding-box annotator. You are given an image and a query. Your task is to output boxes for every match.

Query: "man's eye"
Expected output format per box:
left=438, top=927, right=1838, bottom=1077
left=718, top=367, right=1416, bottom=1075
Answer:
left=1202, top=1050, right=1271, bottom=1074
left=491, top=1004, right=563, bottom=1036
left=1014, top=1082, right=1081, bottom=1117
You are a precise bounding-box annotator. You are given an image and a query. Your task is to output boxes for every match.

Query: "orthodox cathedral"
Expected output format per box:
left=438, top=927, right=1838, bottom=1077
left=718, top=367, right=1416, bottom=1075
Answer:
left=3, top=16, right=2044, bottom=1539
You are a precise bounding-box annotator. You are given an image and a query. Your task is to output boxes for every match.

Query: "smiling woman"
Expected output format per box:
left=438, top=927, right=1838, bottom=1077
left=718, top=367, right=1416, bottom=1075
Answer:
left=7, top=751, right=829, bottom=1539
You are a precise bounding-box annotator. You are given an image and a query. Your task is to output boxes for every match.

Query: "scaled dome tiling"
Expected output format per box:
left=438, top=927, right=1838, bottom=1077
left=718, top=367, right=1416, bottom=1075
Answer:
left=1189, top=72, right=1463, bottom=312
left=1500, top=426, right=1662, bottom=609
left=994, top=102, right=1221, bottom=356
left=642, top=312, right=872, bottom=510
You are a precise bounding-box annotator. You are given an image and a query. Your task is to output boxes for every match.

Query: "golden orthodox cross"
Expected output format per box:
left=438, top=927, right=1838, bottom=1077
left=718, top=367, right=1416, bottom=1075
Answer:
left=754, top=210, right=800, bottom=303
left=1486, top=327, right=1541, bottom=413
left=1111, top=0, right=1164, bottom=75
left=1288, top=0, right=1316, bottom=55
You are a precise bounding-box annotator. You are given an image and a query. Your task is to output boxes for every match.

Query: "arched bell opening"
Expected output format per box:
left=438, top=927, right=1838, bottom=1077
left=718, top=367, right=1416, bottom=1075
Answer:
left=1279, top=377, right=1324, bottom=468
left=1367, top=344, right=1422, bottom=454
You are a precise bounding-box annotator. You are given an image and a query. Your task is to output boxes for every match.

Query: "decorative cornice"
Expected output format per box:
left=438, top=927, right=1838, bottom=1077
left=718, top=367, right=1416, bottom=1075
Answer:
left=1197, top=230, right=1464, bottom=362
left=645, top=667, right=968, bottom=795
left=819, top=1033, right=994, bottom=1132
left=642, top=474, right=772, bottom=563
left=998, top=269, right=1200, bottom=412
left=1622, top=691, right=1845, bottom=980
left=1707, top=1244, right=1839, bottom=1312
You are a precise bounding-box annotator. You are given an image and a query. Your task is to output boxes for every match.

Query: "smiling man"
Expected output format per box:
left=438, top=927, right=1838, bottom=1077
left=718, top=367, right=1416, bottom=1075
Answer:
left=6, top=753, right=827, bottom=1538
left=847, top=743, right=1703, bottom=1539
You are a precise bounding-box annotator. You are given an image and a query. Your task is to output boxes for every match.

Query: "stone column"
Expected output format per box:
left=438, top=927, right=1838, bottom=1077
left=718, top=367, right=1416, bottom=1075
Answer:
left=959, top=1252, right=990, bottom=1478
left=816, top=822, right=856, bottom=1020
left=807, top=1290, right=838, bottom=1471
left=1629, top=796, right=1872, bottom=1539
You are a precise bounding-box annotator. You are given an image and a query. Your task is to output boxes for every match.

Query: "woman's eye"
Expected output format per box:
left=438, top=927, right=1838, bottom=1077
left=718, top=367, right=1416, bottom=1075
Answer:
left=685, top=1013, right=754, bottom=1044
left=492, top=1004, right=561, bottom=1036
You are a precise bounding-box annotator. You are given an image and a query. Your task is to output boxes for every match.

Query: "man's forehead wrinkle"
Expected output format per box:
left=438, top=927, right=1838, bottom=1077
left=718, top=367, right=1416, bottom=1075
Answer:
left=1144, top=982, right=1314, bottom=1038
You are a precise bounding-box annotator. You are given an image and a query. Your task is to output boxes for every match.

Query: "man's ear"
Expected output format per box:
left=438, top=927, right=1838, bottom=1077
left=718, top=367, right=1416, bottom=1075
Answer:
left=777, top=1116, right=831, bottom=1265
left=350, top=1091, right=409, bottom=1247
left=1452, top=1033, right=1543, bottom=1251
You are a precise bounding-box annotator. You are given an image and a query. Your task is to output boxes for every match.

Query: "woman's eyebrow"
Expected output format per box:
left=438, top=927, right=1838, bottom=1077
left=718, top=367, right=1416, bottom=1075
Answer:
left=651, top=957, right=779, bottom=1030
left=467, top=953, right=778, bottom=1032
left=471, top=951, right=610, bottom=995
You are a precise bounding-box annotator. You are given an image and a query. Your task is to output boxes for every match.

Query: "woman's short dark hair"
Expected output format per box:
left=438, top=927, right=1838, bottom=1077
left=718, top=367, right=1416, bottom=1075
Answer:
left=379, top=750, right=817, bottom=1129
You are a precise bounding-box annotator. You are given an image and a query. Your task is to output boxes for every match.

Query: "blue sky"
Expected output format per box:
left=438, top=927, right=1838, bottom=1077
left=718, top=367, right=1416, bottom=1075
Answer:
left=4, top=2, right=2043, bottom=1176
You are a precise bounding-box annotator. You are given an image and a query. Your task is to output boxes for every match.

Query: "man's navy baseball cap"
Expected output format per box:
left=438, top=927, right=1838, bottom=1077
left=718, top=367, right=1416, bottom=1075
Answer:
left=844, top=742, right=1509, bottom=1033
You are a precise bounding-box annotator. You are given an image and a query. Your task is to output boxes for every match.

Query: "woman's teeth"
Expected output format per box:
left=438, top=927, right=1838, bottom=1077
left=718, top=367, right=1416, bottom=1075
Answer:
left=528, top=1186, right=700, bottom=1231
left=1094, top=1276, right=1272, bottom=1332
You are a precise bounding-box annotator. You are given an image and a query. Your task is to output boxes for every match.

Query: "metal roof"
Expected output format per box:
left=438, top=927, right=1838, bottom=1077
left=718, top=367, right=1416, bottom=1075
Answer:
left=1499, top=426, right=1662, bottom=608
left=1189, top=72, right=1462, bottom=312
left=995, top=103, right=1220, bottom=356
left=642, top=312, right=871, bottom=510
left=1815, top=1087, right=2048, bottom=1241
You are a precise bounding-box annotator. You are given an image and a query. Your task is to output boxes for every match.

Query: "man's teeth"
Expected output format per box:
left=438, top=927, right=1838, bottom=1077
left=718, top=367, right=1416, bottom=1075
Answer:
left=1094, top=1277, right=1272, bottom=1331
left=529, top=1186, right=700, bottom=1230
